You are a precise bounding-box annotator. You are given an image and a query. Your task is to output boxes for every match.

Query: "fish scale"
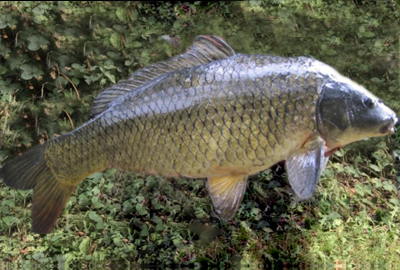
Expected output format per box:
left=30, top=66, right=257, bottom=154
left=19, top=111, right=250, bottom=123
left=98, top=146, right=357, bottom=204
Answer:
left=1, top=36, right=396, bottom=234
left=45, top=54, right=320, bottom=181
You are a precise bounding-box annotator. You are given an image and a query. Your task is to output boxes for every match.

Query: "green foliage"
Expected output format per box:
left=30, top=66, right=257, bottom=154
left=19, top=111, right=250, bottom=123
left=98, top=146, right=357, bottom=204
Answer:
left=0, top=1, right=399, bottom=269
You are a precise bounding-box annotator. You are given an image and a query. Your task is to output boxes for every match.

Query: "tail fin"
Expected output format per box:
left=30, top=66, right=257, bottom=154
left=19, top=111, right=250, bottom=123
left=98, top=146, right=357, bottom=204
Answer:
left=0, top=144, right=77, bottom=234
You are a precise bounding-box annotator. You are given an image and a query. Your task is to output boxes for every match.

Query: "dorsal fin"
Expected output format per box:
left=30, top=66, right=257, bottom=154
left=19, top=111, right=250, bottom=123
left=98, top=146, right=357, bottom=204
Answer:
left=90, top=35, right=236, bottom=117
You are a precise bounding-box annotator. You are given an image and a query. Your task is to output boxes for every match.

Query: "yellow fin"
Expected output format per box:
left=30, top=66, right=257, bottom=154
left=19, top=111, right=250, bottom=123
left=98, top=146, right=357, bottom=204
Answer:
left=0, top=143, right=78, bottom=234
left=206, top=174, right=248, bottom=220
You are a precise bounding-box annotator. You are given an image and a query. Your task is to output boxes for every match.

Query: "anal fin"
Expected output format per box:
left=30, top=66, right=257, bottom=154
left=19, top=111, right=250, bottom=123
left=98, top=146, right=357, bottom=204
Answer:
left=32, top=178, right=77, bottom=234
left=206, top=174, right=248, bottom=220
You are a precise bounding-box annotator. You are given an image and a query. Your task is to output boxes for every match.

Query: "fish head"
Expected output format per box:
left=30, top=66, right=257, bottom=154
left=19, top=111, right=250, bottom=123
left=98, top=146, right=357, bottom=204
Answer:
left=317, top=79, right=397, bottom=150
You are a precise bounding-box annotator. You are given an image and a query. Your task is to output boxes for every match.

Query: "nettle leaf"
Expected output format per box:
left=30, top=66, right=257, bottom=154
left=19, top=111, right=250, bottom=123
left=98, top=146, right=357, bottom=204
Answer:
left=27, top=35, right=49, bottom=51
left=0, top=14, right=17, bottom=29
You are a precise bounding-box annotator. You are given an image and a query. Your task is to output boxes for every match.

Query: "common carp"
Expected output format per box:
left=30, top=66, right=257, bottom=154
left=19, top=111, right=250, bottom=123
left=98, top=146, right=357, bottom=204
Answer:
left=0, top=36, right=397, bottom=234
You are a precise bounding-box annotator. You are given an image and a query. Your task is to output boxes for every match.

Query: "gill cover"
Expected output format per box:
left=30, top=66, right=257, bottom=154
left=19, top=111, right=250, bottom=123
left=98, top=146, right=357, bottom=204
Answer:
left=317, top=82, right=352, bottom=145
left=317, top=81, right=397, bottom=148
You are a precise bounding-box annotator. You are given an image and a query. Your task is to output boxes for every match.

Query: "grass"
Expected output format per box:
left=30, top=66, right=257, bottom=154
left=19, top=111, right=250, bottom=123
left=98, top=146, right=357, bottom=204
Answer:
left=0, top=1, right=399, bottom=268
left=1, top=134, right=399, bottom=269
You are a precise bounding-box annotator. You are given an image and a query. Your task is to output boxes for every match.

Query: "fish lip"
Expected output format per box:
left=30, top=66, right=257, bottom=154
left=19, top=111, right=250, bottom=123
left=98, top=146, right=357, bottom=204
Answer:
left=380, top=116, right=397, bottom=134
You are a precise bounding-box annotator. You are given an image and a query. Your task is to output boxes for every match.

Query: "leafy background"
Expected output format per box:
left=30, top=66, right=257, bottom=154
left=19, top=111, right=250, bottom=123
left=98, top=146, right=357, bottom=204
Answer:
left=0, top=1, right=399, bottom=269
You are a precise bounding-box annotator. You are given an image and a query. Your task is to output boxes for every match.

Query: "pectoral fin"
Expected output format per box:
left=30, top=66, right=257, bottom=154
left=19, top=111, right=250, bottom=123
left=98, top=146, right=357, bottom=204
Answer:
left=286, top=137, right=329, bottom=200
left=206, top=174, right=248, bottom=220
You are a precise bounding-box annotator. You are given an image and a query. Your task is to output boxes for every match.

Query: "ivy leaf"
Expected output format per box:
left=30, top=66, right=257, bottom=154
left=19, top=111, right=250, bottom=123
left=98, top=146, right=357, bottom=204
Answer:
left=21, top=64, right=43, bottom=80
left=0, top=44, right=11, bottom=56
left=20, top=64, right=44, bottom=80
left=0, top=65, right=8, bottom=76
left=27, top=35, right=49, bottom=51
left=8, top=54, right=28, bottom=70
left=0, top=14, right=17, bottom=29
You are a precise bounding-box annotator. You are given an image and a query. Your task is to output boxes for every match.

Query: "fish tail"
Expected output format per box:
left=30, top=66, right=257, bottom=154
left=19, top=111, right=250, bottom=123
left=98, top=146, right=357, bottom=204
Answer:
left=0, top=143, right=77, bottom=234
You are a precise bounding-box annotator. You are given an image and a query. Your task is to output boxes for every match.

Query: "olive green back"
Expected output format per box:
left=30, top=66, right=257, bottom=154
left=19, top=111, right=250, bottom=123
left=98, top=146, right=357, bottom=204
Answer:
left=45, top=54, right=324, bottom=183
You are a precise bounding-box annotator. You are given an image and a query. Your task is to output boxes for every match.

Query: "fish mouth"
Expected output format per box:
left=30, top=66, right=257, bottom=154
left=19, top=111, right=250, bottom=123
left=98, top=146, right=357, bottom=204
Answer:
left=379, top=115, right=398, bottom=134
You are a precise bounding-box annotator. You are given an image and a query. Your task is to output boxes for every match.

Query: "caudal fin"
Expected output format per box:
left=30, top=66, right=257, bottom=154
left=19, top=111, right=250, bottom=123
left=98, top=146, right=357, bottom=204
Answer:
left=0, top=144, right=77, bottom=234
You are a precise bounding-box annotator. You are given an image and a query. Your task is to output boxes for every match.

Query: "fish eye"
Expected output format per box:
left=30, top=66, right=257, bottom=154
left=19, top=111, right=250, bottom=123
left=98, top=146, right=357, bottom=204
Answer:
left=363, top=97, right=376, bottom=109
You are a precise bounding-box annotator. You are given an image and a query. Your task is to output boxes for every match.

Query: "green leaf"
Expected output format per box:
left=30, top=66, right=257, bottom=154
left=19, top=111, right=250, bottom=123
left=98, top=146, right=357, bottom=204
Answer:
left=79, top=238, right=91, bottom=255
left=0, top=14, right=17, bottom=29
left=113, top=236, right=123, bottom=247
left=103, top=71, right=116, bottom=84
left=131, top=41, right=142, bottom=48
left=27, top=35, right=49, bottom=51
left=79, top=193, right=90, bottom=207
left=92, top=186, right=100, bottom=196
left=363, top=31, right=375, bottom=38
left=110, top=33, right=121, bottom=49
left=20, top=64, right=44, bottom=80
left=71, top=77, right=80, bottom=85
left=1, top=199, right=15, bottom=208
left=32, top=252, right=47, bottom=263
left=370, top=77, right=382, bottom=83
left=0, top=44, right=11, bottom=56
left=0, top=65, right=7, bottom=75
left=116, top=7, right=127, bottom=22
left=389, top=198, right=400, bottom=206
left=156, top=222, right=164, bottom=231
left=325, top=49, right=337, bottom=56
left=88, top=211, right=102, bottom=223
left=2, top=216, right=18, bottom=226
left=355, top=184, right=364, bottom=196
left=123, top=200, right=133, bottom=213
left=140, top=227, right=149, bottom=237
left=383, top=182, right=396, bottom=192
left=172, top=236, right=182, bottom=247
left=369, top=164, right=381, bottom=172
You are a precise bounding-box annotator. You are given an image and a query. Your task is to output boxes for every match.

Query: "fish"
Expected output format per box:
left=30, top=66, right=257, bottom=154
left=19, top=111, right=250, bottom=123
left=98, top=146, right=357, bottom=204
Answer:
left=0, top=35, right=397, bottom=234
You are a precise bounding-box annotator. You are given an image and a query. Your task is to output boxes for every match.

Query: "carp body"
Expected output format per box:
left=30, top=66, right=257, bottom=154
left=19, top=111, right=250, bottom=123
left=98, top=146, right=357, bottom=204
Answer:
left=0, top=36, right=397, bottom=234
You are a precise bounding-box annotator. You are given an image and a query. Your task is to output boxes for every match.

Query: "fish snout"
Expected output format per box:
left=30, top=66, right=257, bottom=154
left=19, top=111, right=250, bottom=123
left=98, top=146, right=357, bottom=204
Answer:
left=380, top=113, right=398, bottom=134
